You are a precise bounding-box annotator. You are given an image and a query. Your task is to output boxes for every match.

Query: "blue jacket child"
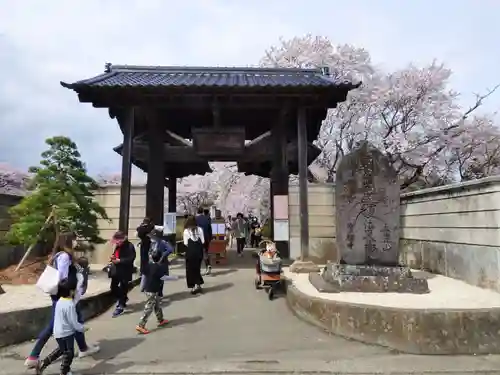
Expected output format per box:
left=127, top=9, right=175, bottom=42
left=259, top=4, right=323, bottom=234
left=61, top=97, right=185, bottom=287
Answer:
left=140, top=227, right=174, bottom=296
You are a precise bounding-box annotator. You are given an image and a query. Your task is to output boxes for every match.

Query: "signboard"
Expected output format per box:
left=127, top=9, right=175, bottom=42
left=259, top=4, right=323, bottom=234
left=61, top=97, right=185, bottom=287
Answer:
left=273, top=219, right=289, bottom=241
left=273, top=195, right=289, bottom=220
left=211, top=223, right=226, bottom=236
left=163, top=212, right=177, bottom=235
left=192, top=127, right=245, bottom=157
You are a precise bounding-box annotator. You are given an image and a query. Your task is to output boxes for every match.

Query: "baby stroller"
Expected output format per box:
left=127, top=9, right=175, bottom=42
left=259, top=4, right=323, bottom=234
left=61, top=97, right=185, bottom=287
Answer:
left=253, top=240, right=283, bottom=300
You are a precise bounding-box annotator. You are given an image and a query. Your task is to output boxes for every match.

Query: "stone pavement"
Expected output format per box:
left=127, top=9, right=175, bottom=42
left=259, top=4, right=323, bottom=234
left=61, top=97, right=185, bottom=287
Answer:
left=1, top=253, right=500, bottom=374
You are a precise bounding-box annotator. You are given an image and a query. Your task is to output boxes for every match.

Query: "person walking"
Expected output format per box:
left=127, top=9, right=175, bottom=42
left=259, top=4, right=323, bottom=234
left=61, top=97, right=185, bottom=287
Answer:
left=136, top=217, right=154, bottom=292
left=226, top=215, right=234, bottom=249
left=183, top=215, right=205, bottom=294
left=147, top=226, right=174, bottom=297
left=35, top=278, right=85, bottom=375
left=25, top=233, right=99, bottom=369
left=135, top=249, right=170, bottom=334
left=108, top=231, right=136, bottom=317
left=195, top=207, right=212, bottom=276
left=232, top=213, right=247, bottom=257
left=251, top=218, right=262, bottom=248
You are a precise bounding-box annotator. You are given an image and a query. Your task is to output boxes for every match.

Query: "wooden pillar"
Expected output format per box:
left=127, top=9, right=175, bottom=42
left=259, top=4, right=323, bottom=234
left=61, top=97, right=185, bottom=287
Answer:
left=168, top=177, right=177, bottom=213
left=271, top=108, right=289, bottom=258
left=145, top=120, right=164, bottom=226
left=297, top=106, right=309, bottom=260
left=269, top=180, right=274, bottom=239
left=118, top=108, right=134, bottom=234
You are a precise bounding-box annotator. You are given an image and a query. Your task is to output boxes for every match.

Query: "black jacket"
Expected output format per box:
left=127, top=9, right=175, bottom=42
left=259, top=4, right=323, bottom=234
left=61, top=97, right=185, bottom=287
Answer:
left=143, top=262, right=166, bottom=293
left=137, top=223, right=153, bottom=273
left=112, top=240, right=136, bottom=281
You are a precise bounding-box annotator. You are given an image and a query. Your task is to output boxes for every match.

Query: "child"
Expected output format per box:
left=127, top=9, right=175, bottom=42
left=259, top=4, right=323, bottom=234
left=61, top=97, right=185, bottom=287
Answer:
left=74, top=256, right=100, bottom=358
left=136, top=249, right=169, bottom=334
left=36, top=278, right=84, bottom=375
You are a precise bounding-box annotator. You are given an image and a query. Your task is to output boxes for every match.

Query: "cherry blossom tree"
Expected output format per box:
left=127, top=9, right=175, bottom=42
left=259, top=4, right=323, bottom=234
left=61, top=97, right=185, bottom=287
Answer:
left=261, top=35, right=499, bottom=188
left=447, top=114, right=500, bottom=181
left=95, top=173, right=121, bottom=185
left=0, top=163, right=29, bottom=196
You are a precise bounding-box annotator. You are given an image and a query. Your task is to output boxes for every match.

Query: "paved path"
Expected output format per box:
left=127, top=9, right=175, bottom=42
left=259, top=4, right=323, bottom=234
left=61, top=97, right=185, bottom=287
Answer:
left=2, top=253, right=500, bottom=374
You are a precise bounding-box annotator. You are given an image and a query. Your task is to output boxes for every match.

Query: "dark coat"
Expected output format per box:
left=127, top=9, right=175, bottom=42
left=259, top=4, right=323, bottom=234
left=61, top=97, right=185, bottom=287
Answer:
left=137, top=223, right=153, bottom=273
left=112, top=240, right=136, bottom=281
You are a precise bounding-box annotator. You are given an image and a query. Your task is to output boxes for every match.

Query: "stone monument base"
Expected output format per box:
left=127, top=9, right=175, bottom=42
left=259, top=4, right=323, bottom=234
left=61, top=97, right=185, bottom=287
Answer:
left=289, top=260, right=320, bottom=274
left=309, top=263, right=429, bottom=294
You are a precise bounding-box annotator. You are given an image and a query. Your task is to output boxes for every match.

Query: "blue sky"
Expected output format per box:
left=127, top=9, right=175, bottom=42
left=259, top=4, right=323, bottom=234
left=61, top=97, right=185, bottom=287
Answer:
left=0, top=0, right=498, bottom=177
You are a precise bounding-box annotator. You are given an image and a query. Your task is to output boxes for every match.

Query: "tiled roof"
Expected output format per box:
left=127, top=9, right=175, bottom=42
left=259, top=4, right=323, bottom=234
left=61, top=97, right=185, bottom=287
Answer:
left=61, top=64, right=360, bottom=90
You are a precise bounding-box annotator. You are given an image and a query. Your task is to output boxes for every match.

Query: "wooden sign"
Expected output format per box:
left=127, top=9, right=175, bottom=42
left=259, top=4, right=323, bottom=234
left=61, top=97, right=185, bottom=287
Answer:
left=192, top=127, right=245, bottom=157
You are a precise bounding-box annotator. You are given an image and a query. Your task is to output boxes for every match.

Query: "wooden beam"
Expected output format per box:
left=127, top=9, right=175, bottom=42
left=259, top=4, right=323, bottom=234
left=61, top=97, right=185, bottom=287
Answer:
left=165, top=129, right=192, bottom=147
left=79, top=91, right=337, bottom=109
left=128, top=139, right=320, bottom=164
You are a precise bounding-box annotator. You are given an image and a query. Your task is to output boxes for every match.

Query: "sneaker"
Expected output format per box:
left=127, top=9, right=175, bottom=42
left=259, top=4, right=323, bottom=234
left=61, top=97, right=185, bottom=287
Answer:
left=136, top=325, right=150, bottom=334
left=34, top=361, right=43, bottom=375
left=25, top=356, right=39, bottom=368
left=205, top=266, right=212, bottom=276
left=157, top=319, right=169, bottom=327
left=112, top=307, right=124, bottom=318
left=78, top=344, right=100, bottom=358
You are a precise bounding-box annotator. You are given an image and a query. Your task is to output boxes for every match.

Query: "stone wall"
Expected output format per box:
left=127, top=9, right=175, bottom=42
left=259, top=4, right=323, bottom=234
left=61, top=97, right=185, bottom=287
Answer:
left=287, top=177, right=500, bottom=292
left=288, top=183, right=336, bottom=262
left=400, top=176, right=500, bottom=292
left=94, top=177, right=500, bottom=293
left=92, top=185, right=147, bottom=265
left=0, top=194, right=23, bottom=269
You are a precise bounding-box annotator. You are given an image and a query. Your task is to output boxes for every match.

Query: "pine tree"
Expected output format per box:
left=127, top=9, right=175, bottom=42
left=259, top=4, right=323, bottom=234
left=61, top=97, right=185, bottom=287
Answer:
left=6, top=136, right=109, bottom=247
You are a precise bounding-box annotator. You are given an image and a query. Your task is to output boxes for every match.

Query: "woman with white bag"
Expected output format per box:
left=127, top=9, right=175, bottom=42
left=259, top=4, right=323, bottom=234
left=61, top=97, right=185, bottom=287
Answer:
left=25, top=233, right=99, bottom=369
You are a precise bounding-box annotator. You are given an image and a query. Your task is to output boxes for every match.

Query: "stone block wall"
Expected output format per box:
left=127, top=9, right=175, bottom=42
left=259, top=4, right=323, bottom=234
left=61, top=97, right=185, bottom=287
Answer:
left=287, top=177, right=500, bottom=292
left=400, top=177, right=500, bottom=292
left=92, top=185, right=147, bottom=265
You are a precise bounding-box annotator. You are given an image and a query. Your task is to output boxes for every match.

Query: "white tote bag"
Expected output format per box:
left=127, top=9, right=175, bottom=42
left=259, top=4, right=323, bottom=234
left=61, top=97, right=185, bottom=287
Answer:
left=36, top=264, right=60, bottom=295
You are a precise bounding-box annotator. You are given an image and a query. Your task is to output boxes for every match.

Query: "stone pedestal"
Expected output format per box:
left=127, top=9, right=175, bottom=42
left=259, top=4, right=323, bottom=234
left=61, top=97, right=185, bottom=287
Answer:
left=289, top=260, right=320, bottom=274
left=309, top=263, right=429, bottom=294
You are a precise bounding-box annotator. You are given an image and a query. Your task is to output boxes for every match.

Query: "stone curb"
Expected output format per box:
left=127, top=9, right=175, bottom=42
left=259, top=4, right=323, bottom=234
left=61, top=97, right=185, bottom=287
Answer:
left=0, top=277, right=141, bottom=348
left=284, top=278, right=500, bottom=355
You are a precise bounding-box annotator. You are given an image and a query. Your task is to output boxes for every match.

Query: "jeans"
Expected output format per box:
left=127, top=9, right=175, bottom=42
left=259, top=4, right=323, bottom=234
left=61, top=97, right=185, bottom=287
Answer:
left=236, top=237, right=245, bottom=254
left=74, top=303, right=88, bottom=351
left=29, top=297, right=58, bottom=357
left=110, top=277, right=129, bottom=307
left=30, top=297, right=87, bottom=357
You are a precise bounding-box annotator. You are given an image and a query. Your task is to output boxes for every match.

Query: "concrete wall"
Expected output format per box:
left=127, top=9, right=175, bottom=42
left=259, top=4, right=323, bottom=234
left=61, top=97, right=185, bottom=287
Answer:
left=400, top=177, right=500, bottom=292
left=288, top=183, right=336, bottom=262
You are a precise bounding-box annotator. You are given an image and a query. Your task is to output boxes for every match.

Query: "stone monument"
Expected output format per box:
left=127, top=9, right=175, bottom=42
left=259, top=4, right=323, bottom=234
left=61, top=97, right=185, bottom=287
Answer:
left=309, top=141, right=429, bottom=293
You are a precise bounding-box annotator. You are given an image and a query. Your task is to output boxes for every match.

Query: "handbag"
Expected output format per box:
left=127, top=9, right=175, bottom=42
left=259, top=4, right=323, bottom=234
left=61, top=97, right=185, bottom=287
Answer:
left=106, top=262, right=117, bottom=278
left=36, top=264, right=60, bottom=295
